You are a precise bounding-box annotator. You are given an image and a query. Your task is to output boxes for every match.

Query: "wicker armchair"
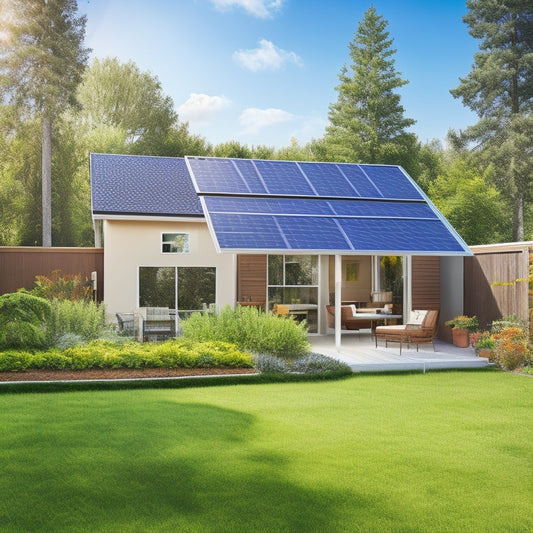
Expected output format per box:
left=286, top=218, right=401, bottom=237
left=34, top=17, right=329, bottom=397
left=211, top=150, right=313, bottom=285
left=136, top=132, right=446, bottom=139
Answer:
left=375, top=310, right=439, bottom=355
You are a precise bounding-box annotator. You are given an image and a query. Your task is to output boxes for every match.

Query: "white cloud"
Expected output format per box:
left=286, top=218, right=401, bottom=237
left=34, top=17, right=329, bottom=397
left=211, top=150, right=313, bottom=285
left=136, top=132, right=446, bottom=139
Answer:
left=178, top=93, right=231, bottom=123
left=239, top=107, right=295, bottom=134
left=209, top=0, right=283, bottom=18
left=233, top=39, right=302, bottom=71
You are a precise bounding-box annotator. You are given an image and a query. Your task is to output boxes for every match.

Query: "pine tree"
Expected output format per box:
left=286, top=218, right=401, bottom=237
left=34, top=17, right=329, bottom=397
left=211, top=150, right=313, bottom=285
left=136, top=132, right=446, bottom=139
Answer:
left=0, top=0, right=89, bottom=246
left=450, top=0, right=533, bottom=241
left=324, top=6, right=416, bottom=166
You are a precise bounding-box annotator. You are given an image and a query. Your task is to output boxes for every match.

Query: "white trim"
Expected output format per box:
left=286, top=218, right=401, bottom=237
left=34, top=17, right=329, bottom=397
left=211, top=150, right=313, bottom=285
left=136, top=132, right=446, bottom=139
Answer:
left=92, top=214, right=205, bottom=222
left=199, top=196, right=222, bottom=254
left=212, top=247, right=472, bottom=256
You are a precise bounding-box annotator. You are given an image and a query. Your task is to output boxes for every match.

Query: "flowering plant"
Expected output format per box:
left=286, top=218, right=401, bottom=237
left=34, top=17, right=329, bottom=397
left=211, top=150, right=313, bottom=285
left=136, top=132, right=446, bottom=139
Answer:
left=474, top=332, right=495, bottom=351
left=445, top=315, right=479, bottom=332
left=492, top=327, right=529, bottom=370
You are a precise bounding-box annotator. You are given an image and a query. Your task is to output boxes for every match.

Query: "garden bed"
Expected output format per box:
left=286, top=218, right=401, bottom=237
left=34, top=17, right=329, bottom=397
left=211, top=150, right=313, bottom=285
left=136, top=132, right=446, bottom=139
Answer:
left=0, top=367, right=257, bottom=382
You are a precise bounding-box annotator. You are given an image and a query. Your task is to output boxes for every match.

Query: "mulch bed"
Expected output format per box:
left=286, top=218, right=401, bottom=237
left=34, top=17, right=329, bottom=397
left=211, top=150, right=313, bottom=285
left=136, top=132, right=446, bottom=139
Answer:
left=0, top=367, right=257, bottom=382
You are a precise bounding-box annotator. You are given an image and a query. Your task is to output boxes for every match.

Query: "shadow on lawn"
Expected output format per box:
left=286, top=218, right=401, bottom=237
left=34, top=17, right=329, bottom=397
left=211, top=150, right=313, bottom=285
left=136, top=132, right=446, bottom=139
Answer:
left=2, top=400, right=384, bottom=532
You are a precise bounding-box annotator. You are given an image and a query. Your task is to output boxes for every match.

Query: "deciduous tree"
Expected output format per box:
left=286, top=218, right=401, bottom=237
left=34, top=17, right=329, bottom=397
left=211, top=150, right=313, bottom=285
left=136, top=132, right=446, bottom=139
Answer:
left=76, top=57, right=177, bottom=155
left=428, top=159, right=511, bottom=245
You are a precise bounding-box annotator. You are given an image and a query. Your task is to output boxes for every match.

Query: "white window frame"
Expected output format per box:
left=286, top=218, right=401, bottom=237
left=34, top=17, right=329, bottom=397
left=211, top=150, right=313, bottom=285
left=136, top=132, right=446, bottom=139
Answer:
left=161, top=232, right=190, bottom=254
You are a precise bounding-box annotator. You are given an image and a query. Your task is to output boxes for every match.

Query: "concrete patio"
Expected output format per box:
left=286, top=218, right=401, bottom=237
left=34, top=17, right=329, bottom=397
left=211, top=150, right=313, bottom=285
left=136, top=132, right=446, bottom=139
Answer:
left=310, top=332, right=491, bottom=373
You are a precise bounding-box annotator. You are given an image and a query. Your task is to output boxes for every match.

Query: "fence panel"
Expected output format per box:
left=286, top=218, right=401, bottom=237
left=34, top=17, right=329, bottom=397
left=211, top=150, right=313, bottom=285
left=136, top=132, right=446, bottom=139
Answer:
left=464, top=248, right=529, bottom=330
left=0, top=247, right=104, bottom=301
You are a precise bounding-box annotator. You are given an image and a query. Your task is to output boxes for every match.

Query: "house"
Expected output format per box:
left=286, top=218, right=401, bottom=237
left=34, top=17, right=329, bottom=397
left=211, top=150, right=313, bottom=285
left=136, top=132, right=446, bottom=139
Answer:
left=90, top=153, right=471, bottom=346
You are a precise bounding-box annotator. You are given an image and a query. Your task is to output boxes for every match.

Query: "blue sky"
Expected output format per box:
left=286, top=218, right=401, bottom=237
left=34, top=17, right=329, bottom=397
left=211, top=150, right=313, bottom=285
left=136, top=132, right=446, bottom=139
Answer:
left=79, top=0, right=479, bottom=149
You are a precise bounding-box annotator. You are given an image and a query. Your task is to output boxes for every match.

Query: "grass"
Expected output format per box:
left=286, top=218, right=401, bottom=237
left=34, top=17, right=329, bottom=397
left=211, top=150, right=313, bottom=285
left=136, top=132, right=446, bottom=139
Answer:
left=1, top=371, right=532, bottom=532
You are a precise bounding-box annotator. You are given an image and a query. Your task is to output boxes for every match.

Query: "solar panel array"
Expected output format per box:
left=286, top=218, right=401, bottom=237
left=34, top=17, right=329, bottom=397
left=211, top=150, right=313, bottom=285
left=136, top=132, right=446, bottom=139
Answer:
left=185, top=157, right=469, bottom=255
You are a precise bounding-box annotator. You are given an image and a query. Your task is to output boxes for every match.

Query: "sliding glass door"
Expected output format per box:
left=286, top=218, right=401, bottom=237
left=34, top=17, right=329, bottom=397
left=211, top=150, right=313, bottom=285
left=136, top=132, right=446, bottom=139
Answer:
left=139, top=266, right=216, bottom=319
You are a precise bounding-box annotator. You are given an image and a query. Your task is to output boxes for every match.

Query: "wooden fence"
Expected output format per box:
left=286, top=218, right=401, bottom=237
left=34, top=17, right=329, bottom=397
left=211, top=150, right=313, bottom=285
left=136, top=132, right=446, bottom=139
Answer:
left=0, top=247, right=104, bottom=301
left=465, top=243, right=531, bottom=330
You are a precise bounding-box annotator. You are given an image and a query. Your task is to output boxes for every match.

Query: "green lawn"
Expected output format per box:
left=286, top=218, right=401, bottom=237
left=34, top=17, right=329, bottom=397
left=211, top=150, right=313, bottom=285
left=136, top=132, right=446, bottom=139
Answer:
left=1, top=371, right=532, bottom=532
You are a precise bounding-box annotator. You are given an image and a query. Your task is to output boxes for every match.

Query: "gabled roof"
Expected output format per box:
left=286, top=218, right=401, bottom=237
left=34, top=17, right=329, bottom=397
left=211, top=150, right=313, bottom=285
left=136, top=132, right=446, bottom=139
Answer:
left=90, top=153, right=203, bottom=218
left=89, top=153, right=471, bottom=257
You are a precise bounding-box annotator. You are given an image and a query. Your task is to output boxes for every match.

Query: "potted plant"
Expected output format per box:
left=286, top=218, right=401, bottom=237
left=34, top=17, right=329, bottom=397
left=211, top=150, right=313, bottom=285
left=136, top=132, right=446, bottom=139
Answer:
left=445, top=315, right=479, bottom=348
left=475, top=332, right=495, bottom=358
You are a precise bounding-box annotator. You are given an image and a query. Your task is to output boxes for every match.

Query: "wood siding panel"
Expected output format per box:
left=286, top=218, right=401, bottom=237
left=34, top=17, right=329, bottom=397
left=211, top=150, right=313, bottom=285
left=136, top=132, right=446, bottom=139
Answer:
left=464, top=249, right=529, bottom=329
left=237, top=255, right=267, bottom=304
left=412, top=256, right=440, bottom=310
left=0, top=247, right=104, bottom=301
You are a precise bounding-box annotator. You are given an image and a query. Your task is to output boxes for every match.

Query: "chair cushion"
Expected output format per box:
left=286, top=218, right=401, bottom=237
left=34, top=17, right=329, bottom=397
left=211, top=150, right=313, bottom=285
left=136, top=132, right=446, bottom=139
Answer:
left=408, top=309, right=427, bottom=325
left=375, top=325, right=406, bottom=334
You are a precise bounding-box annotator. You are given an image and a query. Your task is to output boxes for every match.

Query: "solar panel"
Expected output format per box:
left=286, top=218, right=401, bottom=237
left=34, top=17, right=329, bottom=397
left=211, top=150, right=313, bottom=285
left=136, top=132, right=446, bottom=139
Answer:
left=298, top=162, right=358, bottom=197
left=206, top=212, right=465, bottom=253
left=187, top=156, right=426, bottom=200
left=253, top=160, right=316, bottom=195
left=232, top=159, right=268, bottom=194
left=204, top=196, right=437, bottom=219
left=361, top=165, right=423, bottom=200
left=332, top=164, right=381, bottom=198
left=338, top=218, right=466, bottom=253
left=187, top=157, right=470, bottom=255
left=187, top=157, right=250, bottom=194
left=204, top=197, right=336, bottom=216
left=277, top=216, right=351, bottom=250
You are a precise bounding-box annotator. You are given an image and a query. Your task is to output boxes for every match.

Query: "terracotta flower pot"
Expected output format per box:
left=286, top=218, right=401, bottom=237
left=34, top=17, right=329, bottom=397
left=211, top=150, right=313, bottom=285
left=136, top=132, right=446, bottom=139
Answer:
left=452, top=328, right=470, bottom=348
left=478, top=348, right=492, bottom=359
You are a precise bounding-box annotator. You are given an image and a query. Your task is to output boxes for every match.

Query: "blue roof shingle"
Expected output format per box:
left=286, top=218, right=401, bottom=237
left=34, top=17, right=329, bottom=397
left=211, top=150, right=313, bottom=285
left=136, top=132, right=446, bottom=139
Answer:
left=90, top=153, right=203, bottom=217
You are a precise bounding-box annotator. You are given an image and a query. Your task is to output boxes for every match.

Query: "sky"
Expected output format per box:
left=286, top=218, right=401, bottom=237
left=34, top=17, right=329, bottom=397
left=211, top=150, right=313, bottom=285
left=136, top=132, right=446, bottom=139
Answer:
left=78, top=0, right=480, bottom=149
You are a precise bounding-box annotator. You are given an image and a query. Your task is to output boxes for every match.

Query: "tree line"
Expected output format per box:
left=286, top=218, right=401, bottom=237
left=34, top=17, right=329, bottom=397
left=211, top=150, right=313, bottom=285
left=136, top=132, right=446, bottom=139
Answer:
left=0, top=0, right=531, bottom=247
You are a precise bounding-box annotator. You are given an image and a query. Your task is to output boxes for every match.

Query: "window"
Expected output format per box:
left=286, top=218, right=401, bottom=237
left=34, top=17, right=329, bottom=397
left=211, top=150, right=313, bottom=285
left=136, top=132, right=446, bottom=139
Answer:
left=267, top=255, right=319, bottom=333
left=139, top=266, right=216, bottom=318
left=162, top=233, right=189, bottom=254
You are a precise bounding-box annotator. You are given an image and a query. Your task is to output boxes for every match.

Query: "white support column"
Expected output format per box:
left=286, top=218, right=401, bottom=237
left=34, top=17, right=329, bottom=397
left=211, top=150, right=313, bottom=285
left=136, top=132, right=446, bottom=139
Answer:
left=403, top=255, right=412, bottom=321
left=335, top=254, right=342, bottom=351
left=372, top=256, right=381, bottom=292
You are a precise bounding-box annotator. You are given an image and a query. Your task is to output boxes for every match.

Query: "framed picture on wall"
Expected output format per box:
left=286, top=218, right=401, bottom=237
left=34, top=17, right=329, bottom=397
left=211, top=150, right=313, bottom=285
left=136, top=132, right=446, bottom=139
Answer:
left=344, top=262, right=359, bottom=282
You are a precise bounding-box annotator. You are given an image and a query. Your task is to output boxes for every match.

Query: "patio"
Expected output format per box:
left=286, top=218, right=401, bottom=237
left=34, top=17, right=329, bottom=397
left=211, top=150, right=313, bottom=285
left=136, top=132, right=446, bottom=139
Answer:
left=310, top=332, right=491, bottom=373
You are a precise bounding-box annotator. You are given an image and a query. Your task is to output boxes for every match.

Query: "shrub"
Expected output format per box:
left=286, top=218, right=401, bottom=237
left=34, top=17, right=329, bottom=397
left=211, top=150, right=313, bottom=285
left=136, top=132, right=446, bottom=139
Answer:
left=0, top=339, right=253, bottom=372
left=253, top=352, right=351, bottom=375
left=0, top=292, right=51, bottom=349
left=182, top=306, right=310, bottom=358
left=31, top=270, right=92, bottom=302
left=0, top=350, right=33, bottom=372
left=55, top=333, right=85, bottom=350
left=445, top=315, right=479, bottom=332
left=32, top=350, right=70, bottom=370
left=491, top=315, right=529, bottom=334
left=45, top=299, right=108, bottom=346
left=253, top=353, right=292, bottom=373
left=292, top=353, right=351, bottom=374
left=492, top=327, right=529, bottom=371
left=474, top=332, right=495, bottom=352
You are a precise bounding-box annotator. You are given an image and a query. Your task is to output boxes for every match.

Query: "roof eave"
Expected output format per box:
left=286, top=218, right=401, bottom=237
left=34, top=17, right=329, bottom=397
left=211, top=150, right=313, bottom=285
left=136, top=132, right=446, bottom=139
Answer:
left=92, top=213, right=205, bottom=222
